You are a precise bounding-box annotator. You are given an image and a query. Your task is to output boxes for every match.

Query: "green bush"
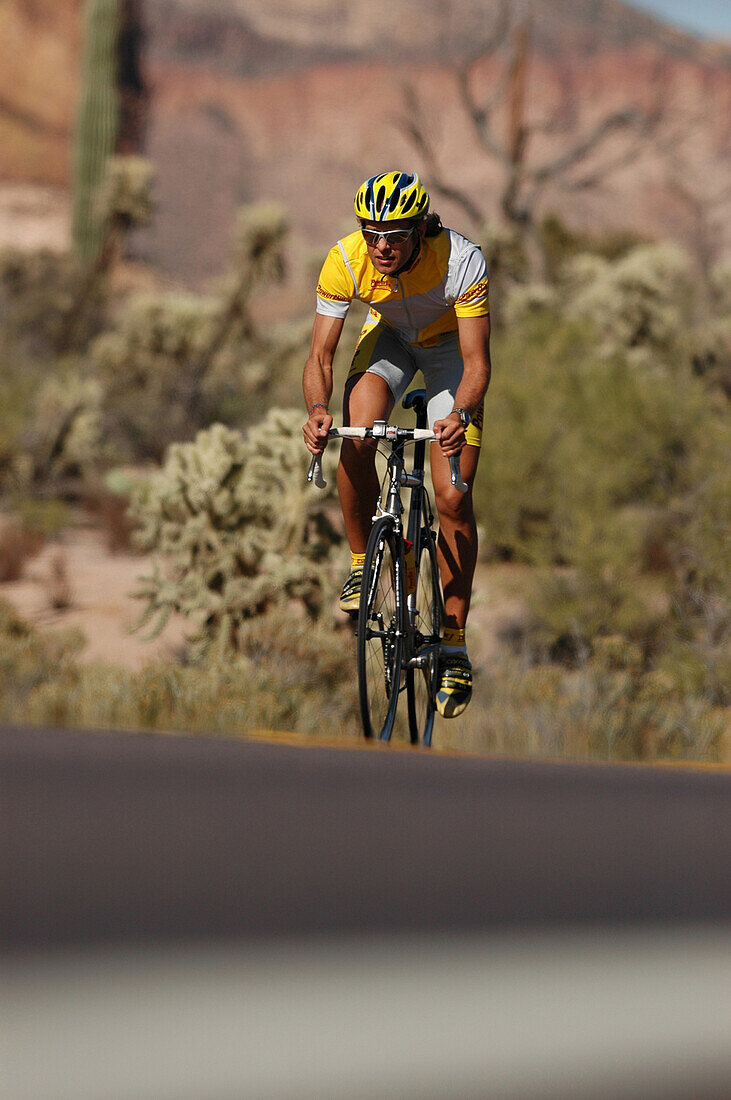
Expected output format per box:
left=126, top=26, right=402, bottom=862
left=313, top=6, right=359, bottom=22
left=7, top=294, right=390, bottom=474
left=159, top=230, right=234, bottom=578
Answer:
left=476, top=316, right=706, bottom=566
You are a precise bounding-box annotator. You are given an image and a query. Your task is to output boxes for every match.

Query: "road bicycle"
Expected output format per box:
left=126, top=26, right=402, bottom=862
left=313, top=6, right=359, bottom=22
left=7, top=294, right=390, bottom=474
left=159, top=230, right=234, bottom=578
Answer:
left=307, top=389, right=467, bottom=746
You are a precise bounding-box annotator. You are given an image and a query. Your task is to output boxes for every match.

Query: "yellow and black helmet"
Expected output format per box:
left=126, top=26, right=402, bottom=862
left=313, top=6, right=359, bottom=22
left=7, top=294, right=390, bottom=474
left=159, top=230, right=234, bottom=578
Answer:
left=354, top=171, right=430, bottom=222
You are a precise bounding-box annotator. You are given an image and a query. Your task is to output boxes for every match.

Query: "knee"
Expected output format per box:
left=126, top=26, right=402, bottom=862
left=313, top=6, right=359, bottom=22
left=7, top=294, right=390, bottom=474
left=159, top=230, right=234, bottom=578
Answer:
left=435, top=483, right=474, bottom=526
left=339, top=437, right=376, bottom=473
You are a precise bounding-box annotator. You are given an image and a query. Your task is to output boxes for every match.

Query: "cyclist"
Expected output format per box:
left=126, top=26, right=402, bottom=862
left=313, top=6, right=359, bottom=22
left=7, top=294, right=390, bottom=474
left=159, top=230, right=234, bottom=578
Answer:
left=303, top=171, right=491, bottom=718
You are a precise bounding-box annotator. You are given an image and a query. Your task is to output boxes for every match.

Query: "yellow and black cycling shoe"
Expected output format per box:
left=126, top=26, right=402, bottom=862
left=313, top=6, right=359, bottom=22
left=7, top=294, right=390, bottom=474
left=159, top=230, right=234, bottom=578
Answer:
left=436, top=653, right=473, bottom=718
left=339, top=568, right=363, bottom=614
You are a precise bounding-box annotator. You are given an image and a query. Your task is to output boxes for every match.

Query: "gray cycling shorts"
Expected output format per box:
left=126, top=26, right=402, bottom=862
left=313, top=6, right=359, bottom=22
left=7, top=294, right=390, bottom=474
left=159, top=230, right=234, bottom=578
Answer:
left=346, top=320, right=483, bottom=445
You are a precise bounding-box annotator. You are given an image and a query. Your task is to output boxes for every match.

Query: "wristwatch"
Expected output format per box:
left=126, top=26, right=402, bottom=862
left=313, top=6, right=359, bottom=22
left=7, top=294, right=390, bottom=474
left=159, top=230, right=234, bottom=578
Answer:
left=453, top=407, right=471, bottom=428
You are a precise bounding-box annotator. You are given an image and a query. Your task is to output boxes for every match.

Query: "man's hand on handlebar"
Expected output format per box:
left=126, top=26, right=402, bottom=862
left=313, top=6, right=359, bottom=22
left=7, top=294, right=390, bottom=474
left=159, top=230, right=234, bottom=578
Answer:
left=433, top=411, right=466, bottom=457
left=302, top=407, right=334, bottom=455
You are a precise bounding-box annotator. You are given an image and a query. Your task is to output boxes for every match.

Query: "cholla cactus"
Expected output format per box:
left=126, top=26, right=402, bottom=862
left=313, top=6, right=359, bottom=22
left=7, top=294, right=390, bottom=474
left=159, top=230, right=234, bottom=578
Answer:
left=96, top=154, right=154, bottom=232
left=233, top=202, right=289, bottom=285
left=689, top=317, right=731, bottom=396
left=12, top=371, right=109, bottom=492
left=503, top=283, right=558, bottom=325
left=93, top=291, right=221, bottom=458
left=564, top=244, right=693, bottom=357
left=710, top=261, right=731, bottom=316
left=130, top=409, right=342, bottom=657
left=92, top=199, right=304, bottom=459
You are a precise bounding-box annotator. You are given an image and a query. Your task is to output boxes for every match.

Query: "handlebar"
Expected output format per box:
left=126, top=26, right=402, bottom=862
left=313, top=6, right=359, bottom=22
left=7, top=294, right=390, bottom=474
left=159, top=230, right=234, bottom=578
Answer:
left=306, top=422, right=468, bottom=494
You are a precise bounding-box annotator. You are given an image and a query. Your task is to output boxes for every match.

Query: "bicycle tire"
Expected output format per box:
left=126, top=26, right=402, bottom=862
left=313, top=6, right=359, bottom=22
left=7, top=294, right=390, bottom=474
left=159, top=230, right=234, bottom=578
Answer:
left=406, top=530, right=442, bottom=746
left=357, top=517, right=404, bottom=741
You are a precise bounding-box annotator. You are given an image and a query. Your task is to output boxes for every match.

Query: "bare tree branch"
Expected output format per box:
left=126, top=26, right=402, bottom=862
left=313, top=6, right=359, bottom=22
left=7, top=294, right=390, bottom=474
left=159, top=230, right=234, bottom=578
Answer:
left=394, top=1, right=675, bottom=279
left=394, top=82, right=486, bottom=225
left=454, top=58, right=510, bottom=165
left=559, top=133, right=651, bottom=191
left=531, top=108, right=640, bottom=184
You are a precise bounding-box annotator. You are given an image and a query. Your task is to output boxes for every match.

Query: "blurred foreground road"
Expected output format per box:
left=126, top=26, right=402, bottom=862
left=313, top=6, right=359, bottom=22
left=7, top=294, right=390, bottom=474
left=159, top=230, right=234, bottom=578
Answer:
left=2, top=724, right=730, bottom=946
left=2, top=726, right=730, bottom=1100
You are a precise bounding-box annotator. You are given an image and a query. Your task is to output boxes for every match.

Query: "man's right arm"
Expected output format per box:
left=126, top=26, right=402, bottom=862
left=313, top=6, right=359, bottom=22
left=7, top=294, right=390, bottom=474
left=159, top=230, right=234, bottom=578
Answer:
left=302, top=313, right=345, bottom=454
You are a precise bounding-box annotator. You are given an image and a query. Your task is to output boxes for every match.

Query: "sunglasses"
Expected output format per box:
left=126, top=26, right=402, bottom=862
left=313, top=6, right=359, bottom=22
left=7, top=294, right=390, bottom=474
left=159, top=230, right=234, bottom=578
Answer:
left=361, top=226, right=415, bottom=246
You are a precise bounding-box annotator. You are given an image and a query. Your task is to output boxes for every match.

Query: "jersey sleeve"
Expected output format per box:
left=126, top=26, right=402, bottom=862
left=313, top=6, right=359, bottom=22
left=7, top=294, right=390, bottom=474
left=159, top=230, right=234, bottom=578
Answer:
left=316, top=242, right=356, bottom=318
left=453, top=245, right=489, bottom=318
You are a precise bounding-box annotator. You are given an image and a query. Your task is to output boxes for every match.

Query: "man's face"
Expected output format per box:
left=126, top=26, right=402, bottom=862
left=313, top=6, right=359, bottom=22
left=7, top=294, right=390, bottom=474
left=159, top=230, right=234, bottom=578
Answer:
left=361, top=219, right=422, bottom=274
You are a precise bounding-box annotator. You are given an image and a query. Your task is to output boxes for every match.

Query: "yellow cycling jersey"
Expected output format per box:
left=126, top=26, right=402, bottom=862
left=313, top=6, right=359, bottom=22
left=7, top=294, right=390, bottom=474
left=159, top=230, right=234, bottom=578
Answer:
left=316, top=228, right=489, bottom=347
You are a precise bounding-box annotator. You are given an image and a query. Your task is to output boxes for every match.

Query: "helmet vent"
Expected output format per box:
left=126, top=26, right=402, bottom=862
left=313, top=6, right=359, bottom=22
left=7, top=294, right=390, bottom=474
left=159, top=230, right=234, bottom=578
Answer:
left=354, top=171, right=430, bottom=223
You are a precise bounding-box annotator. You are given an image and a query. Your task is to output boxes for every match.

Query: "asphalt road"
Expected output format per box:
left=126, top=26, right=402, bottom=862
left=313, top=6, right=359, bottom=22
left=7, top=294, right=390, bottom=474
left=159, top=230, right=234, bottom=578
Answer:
left=2, top=725, right=730, bottom=949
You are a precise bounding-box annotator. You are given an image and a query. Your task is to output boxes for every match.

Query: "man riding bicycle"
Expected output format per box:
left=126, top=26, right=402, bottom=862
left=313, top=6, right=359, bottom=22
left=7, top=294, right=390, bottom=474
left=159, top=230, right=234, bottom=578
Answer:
left=302, top=171, right=491, bottom=718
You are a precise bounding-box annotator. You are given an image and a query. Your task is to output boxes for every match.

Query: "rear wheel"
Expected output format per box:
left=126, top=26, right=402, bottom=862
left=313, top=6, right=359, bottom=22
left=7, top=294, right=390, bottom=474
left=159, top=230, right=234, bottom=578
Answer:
left=357, top=518, right=404, bottom=740
left=406, top=531, right=442, bottom=746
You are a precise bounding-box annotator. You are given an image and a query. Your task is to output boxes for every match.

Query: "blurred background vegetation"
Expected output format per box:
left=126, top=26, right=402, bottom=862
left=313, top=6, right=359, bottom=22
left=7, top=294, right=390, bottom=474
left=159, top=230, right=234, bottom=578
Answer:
left=0, top=0, right=728, bottom=761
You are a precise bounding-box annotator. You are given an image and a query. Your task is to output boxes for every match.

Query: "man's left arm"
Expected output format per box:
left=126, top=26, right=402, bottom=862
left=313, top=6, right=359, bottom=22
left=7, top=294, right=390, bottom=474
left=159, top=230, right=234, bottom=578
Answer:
left=433, top=314, right=491, bottom=455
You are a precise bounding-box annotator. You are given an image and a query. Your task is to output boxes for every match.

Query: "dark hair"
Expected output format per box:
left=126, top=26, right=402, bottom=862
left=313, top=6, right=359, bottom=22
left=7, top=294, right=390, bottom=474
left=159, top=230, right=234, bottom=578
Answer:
left=424, top=212, right=443, bottom=237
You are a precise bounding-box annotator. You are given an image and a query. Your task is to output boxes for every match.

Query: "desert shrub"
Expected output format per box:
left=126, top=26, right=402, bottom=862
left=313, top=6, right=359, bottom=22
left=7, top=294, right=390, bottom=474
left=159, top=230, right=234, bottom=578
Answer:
left=6, top=368, right=112, bottom=496
left=437, top=650, right=727, bottom=764
left=476, top=317, right=706, bottom=565
left=0, top=345, right=42, bottom=486
left=0, top=591, right=360, bottom=736
left=130, top=408, right=343, bottom=657
left=477, top=224, right=529, bottom=324
left=0, top=248, right=107, bottom=354
left=93, top=200, right=307, bottom=460
left=0, top=600, right=85, bottom=722
left=1, top=586, right=722, bottom=761
left=95, top=155, right=155, bottom=236
left=502, top=282, right=559, bottom=326
left=563, top=243, right=693, bottom=359
left=93, top=290, right=225, bottom=458
left=689, top=316, right=731, bottom=397
left=471, top=300, right=728, bottom=759
left=539, top=214, right=645, bottom=284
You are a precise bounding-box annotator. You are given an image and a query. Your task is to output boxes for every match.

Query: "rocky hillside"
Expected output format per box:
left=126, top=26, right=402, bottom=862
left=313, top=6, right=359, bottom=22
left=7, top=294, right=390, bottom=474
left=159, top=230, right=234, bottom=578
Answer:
left=1, top=0, right=729, bottom=284
left=148, top=0, right=725, bottom=68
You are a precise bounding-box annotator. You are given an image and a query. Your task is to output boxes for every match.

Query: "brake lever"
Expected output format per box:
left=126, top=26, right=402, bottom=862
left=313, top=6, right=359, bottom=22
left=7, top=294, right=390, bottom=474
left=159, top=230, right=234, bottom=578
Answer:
left=307, top=453, right=327, bottom=489
left=449, top=454, right=468, bottom=494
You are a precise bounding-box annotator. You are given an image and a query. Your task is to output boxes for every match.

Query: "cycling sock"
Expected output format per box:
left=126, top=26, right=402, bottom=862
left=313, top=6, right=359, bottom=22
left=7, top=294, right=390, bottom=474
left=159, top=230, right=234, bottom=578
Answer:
left=442, top=626, right=466, bottom=648
left=350, top=551, right=366, bottom=570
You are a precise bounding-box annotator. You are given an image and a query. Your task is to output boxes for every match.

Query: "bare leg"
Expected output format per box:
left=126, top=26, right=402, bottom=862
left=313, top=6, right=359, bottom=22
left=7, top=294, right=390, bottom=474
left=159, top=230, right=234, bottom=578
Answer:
left=337, top=373, right=394, bottom=553
left=430, top=443, right=480, bottom=631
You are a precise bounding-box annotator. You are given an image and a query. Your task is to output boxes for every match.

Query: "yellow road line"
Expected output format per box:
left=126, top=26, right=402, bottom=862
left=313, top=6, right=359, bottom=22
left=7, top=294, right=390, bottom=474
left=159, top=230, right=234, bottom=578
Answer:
left=243, top=729, right=731, bottom=772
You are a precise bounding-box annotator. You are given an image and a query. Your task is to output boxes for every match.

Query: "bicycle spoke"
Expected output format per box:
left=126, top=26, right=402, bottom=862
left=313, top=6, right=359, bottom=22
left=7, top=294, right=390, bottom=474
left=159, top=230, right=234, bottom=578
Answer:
left=407, top=531, right=442, bottom=746
left=358, top=519, right=403, bottom=740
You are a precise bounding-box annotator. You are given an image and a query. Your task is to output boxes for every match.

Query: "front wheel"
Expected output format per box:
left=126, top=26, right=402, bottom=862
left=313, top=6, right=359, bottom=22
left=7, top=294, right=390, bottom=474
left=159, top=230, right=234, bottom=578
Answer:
left=406, top=531, right=443, bottom=746
left=357, top=518, right=404, bottom=740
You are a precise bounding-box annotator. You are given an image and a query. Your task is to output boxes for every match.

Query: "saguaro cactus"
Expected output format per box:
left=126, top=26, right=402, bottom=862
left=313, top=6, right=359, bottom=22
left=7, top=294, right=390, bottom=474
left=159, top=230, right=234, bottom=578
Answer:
left=71, top=0, right=121, bottom=263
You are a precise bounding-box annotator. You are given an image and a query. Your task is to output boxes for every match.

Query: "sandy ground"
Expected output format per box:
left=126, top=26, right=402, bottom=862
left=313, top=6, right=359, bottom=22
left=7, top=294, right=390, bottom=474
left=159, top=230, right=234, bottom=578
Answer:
left=0, top=523, right=189, bottom=670
left=0, top=184, right=70, bottom=253
left=0, top=520, right=525, bottom=672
